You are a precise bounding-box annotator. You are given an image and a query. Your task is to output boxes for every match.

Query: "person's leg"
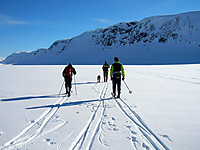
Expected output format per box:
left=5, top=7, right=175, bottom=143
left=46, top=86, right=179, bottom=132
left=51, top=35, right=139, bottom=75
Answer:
left=64, top=77, right=69, bottom=94
left=112, top=78, right=117, bottom=97
left=105, top=71, right=108, bottom=82
left=68, top=78, right=72, bottom=96
left=117, top=78, right=121, bottom=98
left=103, top=72, right=106, bottom=82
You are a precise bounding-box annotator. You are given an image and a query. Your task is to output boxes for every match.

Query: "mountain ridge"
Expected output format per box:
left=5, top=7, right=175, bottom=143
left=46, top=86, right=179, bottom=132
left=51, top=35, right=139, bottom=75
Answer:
left=2, top=11, right=200, bottom=65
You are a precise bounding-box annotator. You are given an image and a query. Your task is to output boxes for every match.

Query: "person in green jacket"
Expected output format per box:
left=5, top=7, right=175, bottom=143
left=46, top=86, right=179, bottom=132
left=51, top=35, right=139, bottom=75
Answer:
left=110, top=57, right=125, bottom=98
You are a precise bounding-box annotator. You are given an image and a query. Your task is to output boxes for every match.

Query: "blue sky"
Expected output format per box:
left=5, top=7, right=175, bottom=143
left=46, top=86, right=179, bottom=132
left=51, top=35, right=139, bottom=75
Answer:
left=0, top=0, right=199, bottom=57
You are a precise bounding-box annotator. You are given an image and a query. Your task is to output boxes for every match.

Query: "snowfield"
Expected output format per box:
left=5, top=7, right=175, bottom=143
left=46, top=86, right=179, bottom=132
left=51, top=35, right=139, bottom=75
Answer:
left=0, top=64, right=200, bottom=150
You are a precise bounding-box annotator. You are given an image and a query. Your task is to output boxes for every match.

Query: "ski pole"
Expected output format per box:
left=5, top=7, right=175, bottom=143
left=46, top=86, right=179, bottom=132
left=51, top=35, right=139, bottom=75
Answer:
left=74, top=75, right=77, bottom=95
left=123, top=80, right=132, bottom=94
left=58, top=81, right=64, bottom=97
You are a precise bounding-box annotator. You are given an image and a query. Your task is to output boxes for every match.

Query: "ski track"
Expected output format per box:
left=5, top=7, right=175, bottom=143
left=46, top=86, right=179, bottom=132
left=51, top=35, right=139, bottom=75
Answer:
left=86, top=83, right=108, bottom=150
left=57, top=131, right=74, bottom=150
left=2, top=95, right=69, bottom=150
left=69, top=82, right=108, bottom=150
left=1, top=80, right=172, bottom=150
left=135, top=71, right=200, bottom=85
left=115, top=98, right=170, bottom=150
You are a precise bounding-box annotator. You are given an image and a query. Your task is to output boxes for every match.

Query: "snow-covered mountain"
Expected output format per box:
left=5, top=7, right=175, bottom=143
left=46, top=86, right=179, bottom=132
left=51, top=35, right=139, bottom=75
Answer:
left=2, top=11, right=200, bottom=65
left=0, top=57, right=5, bottom=62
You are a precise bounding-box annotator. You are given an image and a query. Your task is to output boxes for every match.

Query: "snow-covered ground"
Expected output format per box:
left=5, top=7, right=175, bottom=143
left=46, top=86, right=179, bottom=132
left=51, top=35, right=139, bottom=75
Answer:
left=0, top=64, right=200, bottom=150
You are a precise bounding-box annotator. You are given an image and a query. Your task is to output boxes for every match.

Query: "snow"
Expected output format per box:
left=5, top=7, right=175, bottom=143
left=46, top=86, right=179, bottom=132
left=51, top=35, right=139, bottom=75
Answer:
left=0, top=57, right=5, bottom=62
left=0, top=64, right=200, bottom=150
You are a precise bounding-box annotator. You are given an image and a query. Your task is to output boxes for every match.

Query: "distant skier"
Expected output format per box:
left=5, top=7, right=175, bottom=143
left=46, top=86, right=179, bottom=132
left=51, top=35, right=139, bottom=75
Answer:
left=110, top=57, right=125, bottom=98
left=102, top=61, right=110, bottom=82
left=62, top=63, right=76, bottom=97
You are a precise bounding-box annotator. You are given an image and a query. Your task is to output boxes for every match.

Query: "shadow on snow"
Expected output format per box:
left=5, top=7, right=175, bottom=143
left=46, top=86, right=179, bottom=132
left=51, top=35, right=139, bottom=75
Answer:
left=72, top=81, right=97, bottom=85
left=1, top=94, right=58, bottom=102
left=0, top=82, right=99, bottom=102
left=26, top=97, right=113, bottom=110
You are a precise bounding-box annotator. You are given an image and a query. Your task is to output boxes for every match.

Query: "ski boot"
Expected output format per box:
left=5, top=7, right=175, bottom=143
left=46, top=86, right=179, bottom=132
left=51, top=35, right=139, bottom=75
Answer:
left=111, top=92, right=116, bottom=98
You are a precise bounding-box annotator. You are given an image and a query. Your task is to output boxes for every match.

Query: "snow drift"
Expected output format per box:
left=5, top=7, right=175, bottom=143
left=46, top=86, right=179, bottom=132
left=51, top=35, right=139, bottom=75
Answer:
left=2, top=11, right=200, bottom=65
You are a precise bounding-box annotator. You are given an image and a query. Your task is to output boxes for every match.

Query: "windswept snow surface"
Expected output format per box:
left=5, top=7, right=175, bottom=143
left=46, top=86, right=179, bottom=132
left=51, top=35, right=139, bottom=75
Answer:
left=0, top=64, right=200, bottom=150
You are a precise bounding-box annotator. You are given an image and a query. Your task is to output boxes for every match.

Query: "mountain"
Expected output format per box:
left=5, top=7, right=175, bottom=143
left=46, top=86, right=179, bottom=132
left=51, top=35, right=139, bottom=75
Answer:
left=0, top=57, right=5, bottom=62
left=2, top=11, right=200, bottom=65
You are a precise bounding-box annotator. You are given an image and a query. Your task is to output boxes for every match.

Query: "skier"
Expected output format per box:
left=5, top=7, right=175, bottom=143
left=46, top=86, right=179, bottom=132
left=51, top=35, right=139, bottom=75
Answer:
left=102, top=61, right=110, bottom=82
left=110, top=57, right=125, bottom=98
left=62, top=63, right=76, bottom=97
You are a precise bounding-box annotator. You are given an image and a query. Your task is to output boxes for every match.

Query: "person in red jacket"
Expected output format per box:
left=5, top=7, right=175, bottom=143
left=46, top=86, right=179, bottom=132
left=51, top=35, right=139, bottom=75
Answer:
left=62, top=63, right=76, bottom=96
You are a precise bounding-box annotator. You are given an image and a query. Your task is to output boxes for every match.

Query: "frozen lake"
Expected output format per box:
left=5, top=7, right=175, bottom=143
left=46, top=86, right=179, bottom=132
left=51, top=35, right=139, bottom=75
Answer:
left=0, top=64, right=200, bottom=150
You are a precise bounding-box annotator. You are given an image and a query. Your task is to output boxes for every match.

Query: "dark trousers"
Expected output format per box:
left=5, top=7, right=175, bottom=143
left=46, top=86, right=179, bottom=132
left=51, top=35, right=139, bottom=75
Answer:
left=103, top=71, right=108, bottom=82
left=64, top=77, right=72, bottom=93
left=112, top=77, right=121, bottom=96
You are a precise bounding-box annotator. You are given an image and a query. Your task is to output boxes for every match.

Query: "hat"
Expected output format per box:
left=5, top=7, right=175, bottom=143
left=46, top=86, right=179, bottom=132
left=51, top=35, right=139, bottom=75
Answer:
left=68, top=63, right=72, bottom=67
left=114, top=57, right=119, bottom=62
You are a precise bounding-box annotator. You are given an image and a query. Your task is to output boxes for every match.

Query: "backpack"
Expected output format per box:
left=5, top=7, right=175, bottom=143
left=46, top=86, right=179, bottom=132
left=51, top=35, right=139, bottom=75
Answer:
left=65, top=68, right=72, bottom=77
left=113, top=63, right=122, bottom=72
left=112, top=63, right=122, bottom=77
left=103, top=64, right=109, bottom=71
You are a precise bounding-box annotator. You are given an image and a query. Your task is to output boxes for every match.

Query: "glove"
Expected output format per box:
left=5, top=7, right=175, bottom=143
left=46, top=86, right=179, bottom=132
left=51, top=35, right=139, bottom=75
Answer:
left=122, top=77, right=125, bottom=81
left=111, top=77, right=113, bottom=80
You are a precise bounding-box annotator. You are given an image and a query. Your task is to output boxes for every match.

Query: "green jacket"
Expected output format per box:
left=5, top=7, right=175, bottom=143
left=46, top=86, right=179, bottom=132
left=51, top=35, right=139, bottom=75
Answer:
left=110, top=61, right=125, bottom=78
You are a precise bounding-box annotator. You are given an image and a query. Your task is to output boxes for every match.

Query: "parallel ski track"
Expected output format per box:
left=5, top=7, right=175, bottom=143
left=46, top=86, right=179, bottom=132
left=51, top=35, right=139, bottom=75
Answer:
left=135, top=71, right=200, bottom=85
left=115, top=98, right=170, bottom=150
left=86, top=83, right=108, bottom=150
left=70, top=82, right=108, bottom=150
left=2, top=95, right=69, bottom=150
